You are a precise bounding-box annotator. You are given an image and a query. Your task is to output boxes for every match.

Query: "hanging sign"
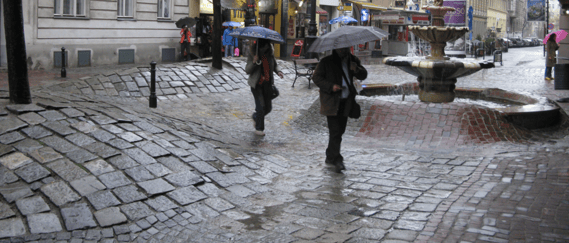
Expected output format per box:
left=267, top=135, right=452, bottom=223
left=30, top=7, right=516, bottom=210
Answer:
left=199, top=0, right=213, bottom=14
left=361, top=9, right=369, bottom=22
left=527, top=0, right=546, bottom=22
left=337, top=3, right=352, bottom=11
left=443, top=0, right=466, bottom=25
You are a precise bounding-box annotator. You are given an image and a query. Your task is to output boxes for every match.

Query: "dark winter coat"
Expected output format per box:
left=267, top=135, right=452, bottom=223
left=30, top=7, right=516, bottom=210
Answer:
left=312, top=51, right=367, bottom=116
left=546, top=39, right=559, bottom=67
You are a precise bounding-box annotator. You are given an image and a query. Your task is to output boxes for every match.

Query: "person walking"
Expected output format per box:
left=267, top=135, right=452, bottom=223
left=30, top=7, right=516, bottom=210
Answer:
left=545, top=33, right=559, bottom=81
left=222, top=27, right=236, bottom=58
left=245, top=39, right=284, bottom=136
left=312, top=47, right=367, bottom=173
left=180, top=25, right=191, bottom=61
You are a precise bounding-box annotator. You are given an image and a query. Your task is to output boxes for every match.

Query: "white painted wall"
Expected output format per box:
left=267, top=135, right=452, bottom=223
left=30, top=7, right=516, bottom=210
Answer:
left=18, top=0, right=190, bottom=69
left=320, top=0, right=340, bottom=7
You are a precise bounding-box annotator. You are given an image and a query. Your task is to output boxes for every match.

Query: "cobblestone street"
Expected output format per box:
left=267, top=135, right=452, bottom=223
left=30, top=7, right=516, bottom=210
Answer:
left=0, top=47, right=568, bottom=242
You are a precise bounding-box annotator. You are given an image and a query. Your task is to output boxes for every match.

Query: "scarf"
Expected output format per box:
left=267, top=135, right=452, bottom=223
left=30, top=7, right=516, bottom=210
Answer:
left=259, top=55, right=270, bottom=85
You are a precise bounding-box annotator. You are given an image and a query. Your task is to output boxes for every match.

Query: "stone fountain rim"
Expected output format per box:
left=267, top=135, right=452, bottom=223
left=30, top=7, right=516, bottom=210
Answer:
left=383, top=57, right=495, bottom=70
left=360, top=83, right=547, bottom=107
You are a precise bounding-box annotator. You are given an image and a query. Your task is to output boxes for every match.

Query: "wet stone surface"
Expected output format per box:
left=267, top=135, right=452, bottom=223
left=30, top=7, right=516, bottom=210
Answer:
left=0, top=50, right=568, bottom=242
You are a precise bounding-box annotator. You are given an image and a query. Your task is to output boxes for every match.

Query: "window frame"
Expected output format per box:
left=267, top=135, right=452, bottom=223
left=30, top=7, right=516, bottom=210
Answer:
left=118, top=0, right=136, bottom=19
left=54, top=0, right=88, bottom=18
left=157, top=0, right=173, bottom=20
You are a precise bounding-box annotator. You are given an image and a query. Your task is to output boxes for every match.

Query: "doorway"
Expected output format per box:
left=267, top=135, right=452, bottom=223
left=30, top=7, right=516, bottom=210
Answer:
left=259, top=14, right=275, bottom=30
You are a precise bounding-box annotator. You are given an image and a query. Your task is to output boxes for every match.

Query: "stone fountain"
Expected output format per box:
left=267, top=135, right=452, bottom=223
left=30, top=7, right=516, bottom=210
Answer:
left=383, top=0, right=494, bottom=103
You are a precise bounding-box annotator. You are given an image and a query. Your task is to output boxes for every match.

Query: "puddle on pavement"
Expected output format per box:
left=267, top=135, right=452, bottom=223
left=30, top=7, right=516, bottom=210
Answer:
left=239, top=205, right=284, bottom=230
left=364, top=94, right=513, bottom=109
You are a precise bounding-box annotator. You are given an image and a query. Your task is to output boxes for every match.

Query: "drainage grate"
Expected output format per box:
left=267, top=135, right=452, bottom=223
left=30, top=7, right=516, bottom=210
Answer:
left=53, top=51, right=68, bottom=68
left=78, top=50, right=91, bottom=67
left=118, top=49, right=135, bottom=64
left=162, top=48, right=176, bottom=62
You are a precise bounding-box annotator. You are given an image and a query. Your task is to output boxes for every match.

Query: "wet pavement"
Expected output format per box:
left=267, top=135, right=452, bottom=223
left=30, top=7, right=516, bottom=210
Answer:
left=0, top=47, right=568, bottom=243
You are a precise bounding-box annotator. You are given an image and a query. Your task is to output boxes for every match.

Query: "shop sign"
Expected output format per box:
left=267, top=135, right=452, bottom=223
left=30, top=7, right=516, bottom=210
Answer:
left=337, top=3, right=352, bottom=11
left=411, top=15, right=429, bottom=25
left=361, top=9, right=369, bottom=22
left=259, top=0, right=277, bottom=14
left=200, top=0, right=213, bottom=14
left=288, top=18, right=295, bottom=38
left=374, top=14, right=405, bottom=24
left=442, top=0, right=466, bottom=25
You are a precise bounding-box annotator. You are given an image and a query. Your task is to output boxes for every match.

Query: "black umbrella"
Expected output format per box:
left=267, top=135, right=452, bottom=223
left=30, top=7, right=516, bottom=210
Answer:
left=176, top=17, right=197, bottom=28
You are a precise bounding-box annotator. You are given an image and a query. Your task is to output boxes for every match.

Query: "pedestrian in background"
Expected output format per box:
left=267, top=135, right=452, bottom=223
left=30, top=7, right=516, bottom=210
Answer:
left=245, top=39, right=284, bottom=136
left=222, top=27, right=236, bottom=58
left=312, top=47, right=367, bottom=173
left=180, top=25, right=191, bottom=61
left=545, top=33, right=559, bottom=81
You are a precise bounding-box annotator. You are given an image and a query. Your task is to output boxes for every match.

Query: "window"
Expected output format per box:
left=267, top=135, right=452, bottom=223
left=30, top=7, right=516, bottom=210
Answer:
left=118, top=0, right=134, bottom=18
left=158, top=0, right=171, bottom=19
left=54, top=0, right=86, bottom=17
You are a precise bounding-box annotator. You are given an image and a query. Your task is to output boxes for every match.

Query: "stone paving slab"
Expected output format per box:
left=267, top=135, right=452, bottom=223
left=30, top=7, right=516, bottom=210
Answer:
left=15, top=196, right=50, bottom=215
left=14, top=162, right=51, bottom=183
left=28, top=213, right=63, bottom=234
left=0, top=218, right=26, bottom=238
left=0, top=152, right=33, bottom=170
left=40, top=180, right=81, bottom=206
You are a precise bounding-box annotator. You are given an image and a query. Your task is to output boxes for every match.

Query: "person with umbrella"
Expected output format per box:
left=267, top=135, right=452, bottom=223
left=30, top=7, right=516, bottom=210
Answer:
left=180, top=25, right=192, bottom=61
left=245, top=38, right=284, bottom=136
left=309, top=26, right=386, bottom=173
left=231, top=25, right=286, bottom=136
left=312, top=47, right=367, bottom=172
left=222, top=26, right=237, bottom=58
left=545, top=33, right=559, bottom=81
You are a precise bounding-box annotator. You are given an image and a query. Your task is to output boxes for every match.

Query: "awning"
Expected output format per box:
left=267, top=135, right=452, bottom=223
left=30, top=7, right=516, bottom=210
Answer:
left=347, top=0, right=388, bottom=11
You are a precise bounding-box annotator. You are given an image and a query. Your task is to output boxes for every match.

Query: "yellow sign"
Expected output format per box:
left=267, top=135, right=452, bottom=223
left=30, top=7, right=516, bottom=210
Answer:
left=337, top=5, right=353, bottom=11
left=200, top=0, right=213, bottom=14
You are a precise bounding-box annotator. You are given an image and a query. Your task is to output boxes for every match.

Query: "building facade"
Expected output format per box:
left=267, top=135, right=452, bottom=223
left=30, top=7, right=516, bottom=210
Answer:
left=1, top=0, right=191, bottom=69
left=487, top=0, right=507, bottom=37
left=508, top=0, right=526, bottom=37
left=466, top=0, right=487, bottom=40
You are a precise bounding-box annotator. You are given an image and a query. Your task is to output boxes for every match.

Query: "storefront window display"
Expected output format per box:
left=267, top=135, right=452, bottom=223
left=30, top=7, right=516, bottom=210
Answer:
left=319, top=15, right=328, bottom=35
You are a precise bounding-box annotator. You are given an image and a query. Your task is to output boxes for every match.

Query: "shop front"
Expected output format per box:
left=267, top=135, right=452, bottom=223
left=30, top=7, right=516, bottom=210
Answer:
left=285, top=0, right=325, bottom=58
left=374, top=10, right=430, bottom=56
left=346, top=0, right=388, bottom=62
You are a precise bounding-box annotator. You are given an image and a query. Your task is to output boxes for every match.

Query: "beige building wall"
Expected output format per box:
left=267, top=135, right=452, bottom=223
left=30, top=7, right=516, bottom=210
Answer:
left=487, top=0, right=507, bottom=37
left=14, top=0, right=191, bottom=69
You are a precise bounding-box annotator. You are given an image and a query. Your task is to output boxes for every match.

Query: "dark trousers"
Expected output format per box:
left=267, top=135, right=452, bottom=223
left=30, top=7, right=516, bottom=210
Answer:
left=181, top=42, right=190, bottom=61
left=545, top=66, right=554, bottom=78
left=326, top=100, right=348, bottom=164
left=251, top=82, right=272, bottom=131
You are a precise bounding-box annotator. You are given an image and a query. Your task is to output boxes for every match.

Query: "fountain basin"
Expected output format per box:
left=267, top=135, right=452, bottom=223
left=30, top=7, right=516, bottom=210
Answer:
left=383, top=57, right=495, bottom=80
left=409, top=26, right=469, bottom=44
left=360, top=84, right=561, bottom=129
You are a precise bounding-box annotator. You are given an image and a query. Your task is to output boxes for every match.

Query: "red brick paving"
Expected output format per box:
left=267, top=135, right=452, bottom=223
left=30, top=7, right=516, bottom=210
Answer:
left=356, top=100, right=533, bottom=149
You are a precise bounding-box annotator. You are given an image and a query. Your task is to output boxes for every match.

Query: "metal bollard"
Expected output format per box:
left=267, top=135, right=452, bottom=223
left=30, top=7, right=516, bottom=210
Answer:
left=61, top=47, right=66, bottom=78
left=149, top=61, right=157, bottom=108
